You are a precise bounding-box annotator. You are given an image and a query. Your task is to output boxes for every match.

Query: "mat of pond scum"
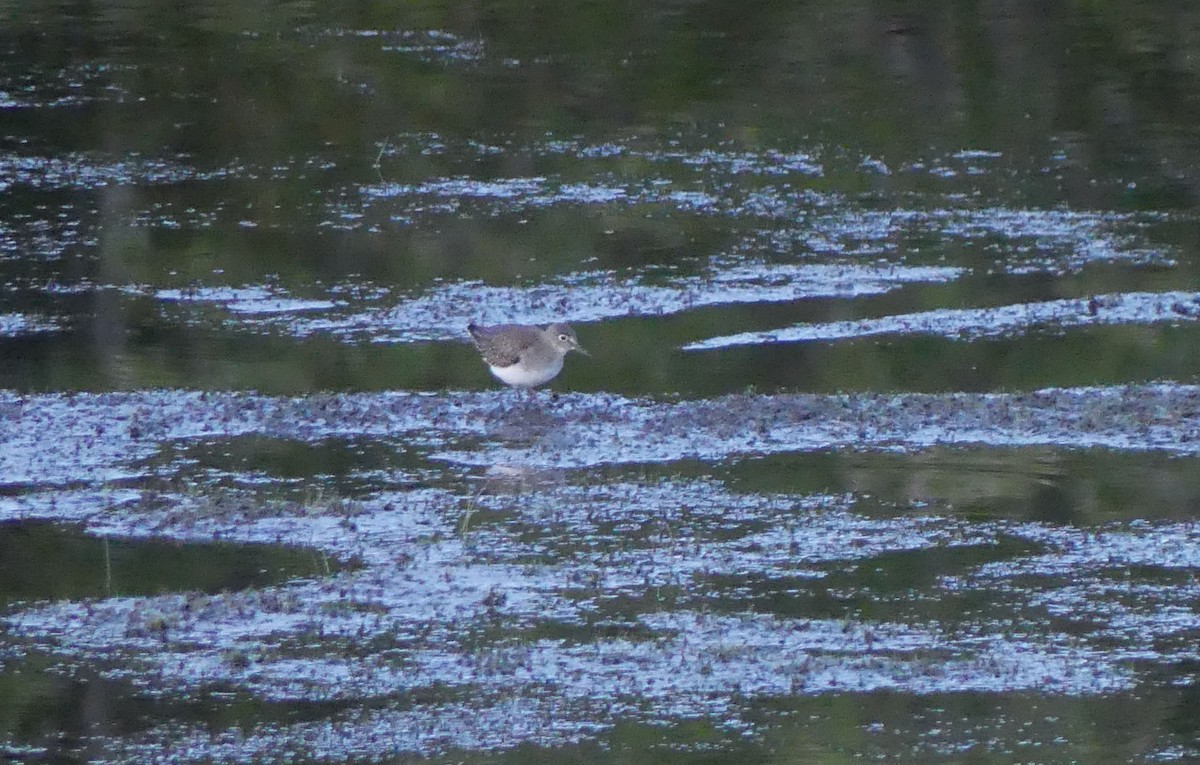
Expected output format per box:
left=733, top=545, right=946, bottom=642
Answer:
left=2, top=136, right=1180, bottom=344
left=135, top=201, right=1179, bottom=344
left=1, top=380, right=1200, bottom=761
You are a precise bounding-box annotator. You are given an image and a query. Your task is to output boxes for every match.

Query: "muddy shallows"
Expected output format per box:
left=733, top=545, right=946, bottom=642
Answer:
left=0, top=386, right=1198, bottom=762
left=5, top=3, right=1200, bottom=763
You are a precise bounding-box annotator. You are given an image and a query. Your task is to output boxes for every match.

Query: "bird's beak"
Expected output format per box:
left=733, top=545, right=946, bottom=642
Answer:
left=575, top=345, right=590, bottom=357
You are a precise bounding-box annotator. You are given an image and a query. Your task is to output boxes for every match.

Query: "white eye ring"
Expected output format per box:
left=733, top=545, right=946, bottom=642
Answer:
left=558, top=334, right=570, bottom=342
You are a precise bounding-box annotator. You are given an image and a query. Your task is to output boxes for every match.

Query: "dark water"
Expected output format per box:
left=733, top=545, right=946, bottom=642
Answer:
left=3, top=2, right=1200, bottom=763
left=0, top=519, right=336, bottom=607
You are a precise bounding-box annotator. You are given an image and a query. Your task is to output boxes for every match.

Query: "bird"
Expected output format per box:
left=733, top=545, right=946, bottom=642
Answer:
left=467, top=322, right=588, bottom=389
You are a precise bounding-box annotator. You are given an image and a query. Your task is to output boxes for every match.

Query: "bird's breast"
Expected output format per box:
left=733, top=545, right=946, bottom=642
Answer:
left=488, top=355, right=564, bottom=388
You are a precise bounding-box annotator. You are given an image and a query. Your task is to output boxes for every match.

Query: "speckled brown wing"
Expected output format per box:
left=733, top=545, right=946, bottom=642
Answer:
left=467, top=323, right=539, bottom=368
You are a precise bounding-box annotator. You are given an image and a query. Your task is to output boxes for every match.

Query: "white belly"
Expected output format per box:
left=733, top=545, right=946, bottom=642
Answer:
left=489, top=356, right=563, bottom=388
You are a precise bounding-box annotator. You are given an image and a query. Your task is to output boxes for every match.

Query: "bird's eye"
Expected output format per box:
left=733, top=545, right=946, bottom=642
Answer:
left=558, top=333, right=569, bottom=342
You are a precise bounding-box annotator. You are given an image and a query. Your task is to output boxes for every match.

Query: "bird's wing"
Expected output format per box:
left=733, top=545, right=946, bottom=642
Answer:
left=467, top=324, right=538, bottom=367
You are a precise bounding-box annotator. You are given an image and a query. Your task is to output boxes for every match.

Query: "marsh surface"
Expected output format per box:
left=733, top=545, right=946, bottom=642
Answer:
left=3, top=2, right=1200, bottom=763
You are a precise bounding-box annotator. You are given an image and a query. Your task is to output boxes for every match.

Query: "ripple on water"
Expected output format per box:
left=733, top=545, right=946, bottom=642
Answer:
left=143, top=262, right=963, bottom=343
left=684, top=291, right=1200, bottom=350
left=0, top=312, right=60, bottom=337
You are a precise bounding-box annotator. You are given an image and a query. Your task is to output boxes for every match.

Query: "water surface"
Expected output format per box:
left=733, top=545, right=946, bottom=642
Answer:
left=2, top=2, right=1200, bottom=763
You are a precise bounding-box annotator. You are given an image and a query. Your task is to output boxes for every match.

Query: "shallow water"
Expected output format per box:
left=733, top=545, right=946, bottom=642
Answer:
left=3, top=2, right=1200, bottom=763
left=0, top=519, right=339, bottom=607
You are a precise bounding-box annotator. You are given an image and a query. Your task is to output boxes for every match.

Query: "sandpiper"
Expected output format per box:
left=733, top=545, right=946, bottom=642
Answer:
left=467, top=322, right=587, bottom=389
